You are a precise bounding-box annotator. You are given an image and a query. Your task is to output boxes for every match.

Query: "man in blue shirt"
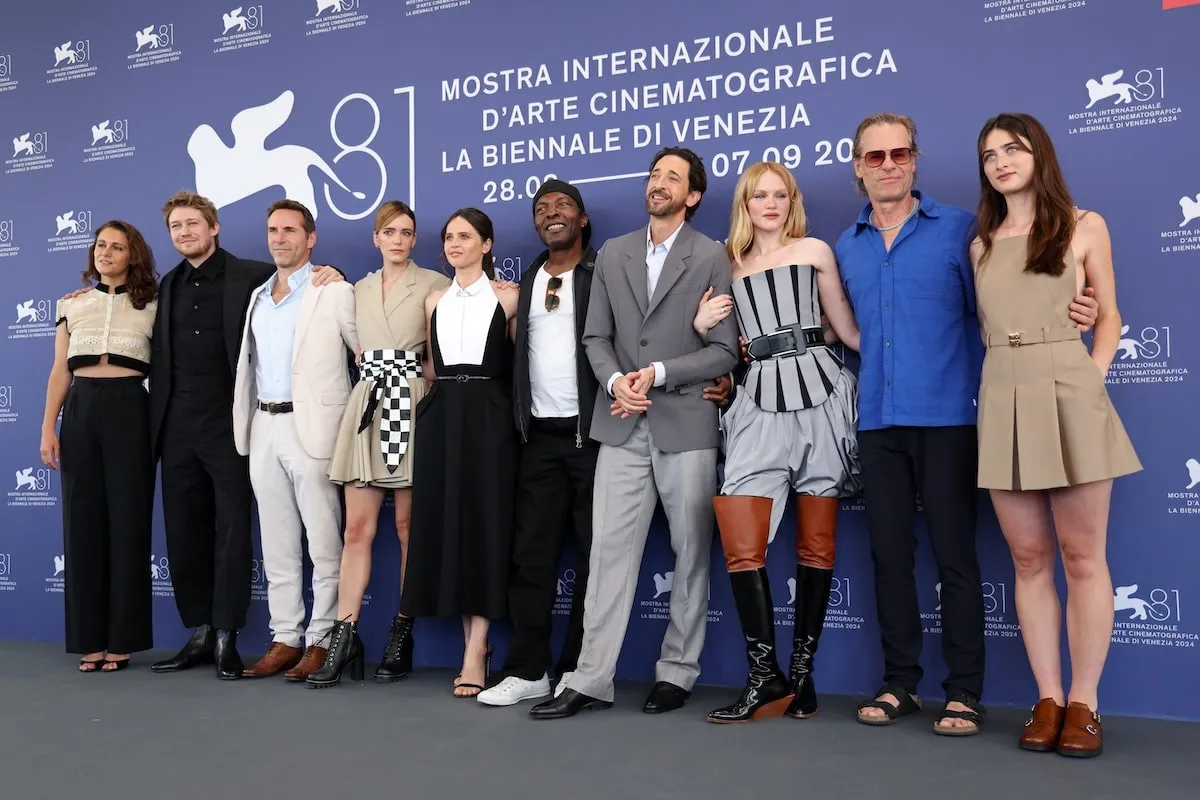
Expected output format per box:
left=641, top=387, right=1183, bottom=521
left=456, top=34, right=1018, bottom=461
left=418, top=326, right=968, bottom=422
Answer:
left=835, top=113, right=1098, bottom=735
left=231, top=200, right=359, bottom=682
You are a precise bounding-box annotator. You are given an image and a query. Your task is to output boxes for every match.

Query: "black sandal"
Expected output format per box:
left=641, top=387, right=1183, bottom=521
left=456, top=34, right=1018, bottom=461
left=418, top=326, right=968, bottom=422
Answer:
left=79, top=656, right=104, bottom=673
left=856, top=684, right=923, bottom=726
left=101, top=658, right=130, bottom=673
left=933, top=690, right=986, bottom=737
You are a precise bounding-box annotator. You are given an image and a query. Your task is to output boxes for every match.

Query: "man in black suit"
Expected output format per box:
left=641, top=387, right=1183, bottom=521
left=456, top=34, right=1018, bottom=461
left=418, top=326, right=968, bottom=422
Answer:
left=148, top=191, right=342, bottom=679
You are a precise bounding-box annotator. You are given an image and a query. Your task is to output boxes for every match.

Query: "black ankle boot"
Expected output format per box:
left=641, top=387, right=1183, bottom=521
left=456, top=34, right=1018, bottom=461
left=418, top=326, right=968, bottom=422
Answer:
left=707, top=569, right=793, bottom=724
left=373, top=615, right=414, bottom=683
left=214, top=629, right=243, bottom=680
left=150, top=625, right=215, bottom=673
left=306, top=620, right=364, bottom=688
left=785, top=565, right=833, bottom=718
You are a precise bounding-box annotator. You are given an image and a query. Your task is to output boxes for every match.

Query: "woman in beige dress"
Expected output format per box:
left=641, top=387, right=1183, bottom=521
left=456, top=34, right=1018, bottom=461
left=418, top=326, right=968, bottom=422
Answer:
left=306, top=200, right=451, bottom=688
left=970, top=113, right=1140, bottom=758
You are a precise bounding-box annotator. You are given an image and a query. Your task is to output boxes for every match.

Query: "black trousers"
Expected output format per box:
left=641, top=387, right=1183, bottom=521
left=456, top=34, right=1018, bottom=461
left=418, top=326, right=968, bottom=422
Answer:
left=159, top=408, right=252, bottom=631
left=858, top=425, right=985, bottom=700
left=502, top=417, right=597, bottom=682
left=60, top=377, right=154, bottom=654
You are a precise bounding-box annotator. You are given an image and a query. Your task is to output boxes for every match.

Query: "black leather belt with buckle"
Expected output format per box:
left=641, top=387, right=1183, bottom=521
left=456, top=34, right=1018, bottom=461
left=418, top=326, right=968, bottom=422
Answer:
left=258, top=401, right=294, bottom=414
left=436, top=375, right=495, bottom=382
left=747, top=324, right=825, bottom=361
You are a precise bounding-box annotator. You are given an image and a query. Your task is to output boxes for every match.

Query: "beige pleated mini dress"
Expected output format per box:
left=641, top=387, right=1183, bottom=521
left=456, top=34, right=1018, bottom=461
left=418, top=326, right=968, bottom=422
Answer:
left=975, top=236, right=1141, bottom=491
left=328, top=264, right=451, bottom=489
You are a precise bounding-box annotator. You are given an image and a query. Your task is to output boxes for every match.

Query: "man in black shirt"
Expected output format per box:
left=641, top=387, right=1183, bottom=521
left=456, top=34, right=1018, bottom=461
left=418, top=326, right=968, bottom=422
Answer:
left=148, top=191, right=343, bottom=679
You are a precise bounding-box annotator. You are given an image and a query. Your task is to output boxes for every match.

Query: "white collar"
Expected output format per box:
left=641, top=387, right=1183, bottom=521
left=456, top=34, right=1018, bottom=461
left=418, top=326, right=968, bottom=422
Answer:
left=454, top=271, right=490, bottom=296
left=646, top=221, right=685, bottom=254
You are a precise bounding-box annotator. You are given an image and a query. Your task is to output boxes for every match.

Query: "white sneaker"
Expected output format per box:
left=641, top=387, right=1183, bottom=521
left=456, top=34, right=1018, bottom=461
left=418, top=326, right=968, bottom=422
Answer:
left=476, top=674, right=551, bottom=706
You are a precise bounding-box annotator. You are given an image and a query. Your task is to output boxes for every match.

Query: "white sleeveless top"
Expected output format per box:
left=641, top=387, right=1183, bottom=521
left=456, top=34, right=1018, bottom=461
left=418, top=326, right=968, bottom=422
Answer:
left=434, top=272, right=498, bottom=366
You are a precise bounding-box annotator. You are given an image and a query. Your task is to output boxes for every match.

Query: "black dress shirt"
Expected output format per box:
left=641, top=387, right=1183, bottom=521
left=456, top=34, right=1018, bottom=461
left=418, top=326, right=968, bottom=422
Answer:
left=168, top=249, right=234, bottom=430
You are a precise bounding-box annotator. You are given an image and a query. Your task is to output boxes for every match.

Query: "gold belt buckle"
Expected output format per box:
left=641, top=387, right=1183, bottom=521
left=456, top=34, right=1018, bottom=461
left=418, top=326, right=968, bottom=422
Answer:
left=1008, top=332, right=1022, bottom=347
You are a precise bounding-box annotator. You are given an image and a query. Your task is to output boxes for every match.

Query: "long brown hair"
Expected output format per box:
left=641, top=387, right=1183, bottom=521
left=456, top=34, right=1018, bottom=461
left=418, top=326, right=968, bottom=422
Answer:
left=83, top=221, right=159, bottom=309
left=975, top=113, right=1075, bottom=276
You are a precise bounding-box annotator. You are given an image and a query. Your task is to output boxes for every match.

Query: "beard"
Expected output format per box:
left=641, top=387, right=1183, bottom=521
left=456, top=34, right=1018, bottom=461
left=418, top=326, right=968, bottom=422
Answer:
left=645, top=193, right=685, bottom=218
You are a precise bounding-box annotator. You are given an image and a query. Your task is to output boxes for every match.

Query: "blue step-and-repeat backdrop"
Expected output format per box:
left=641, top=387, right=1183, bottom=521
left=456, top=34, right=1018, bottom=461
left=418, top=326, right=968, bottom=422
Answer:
left=1, top=0, right=1197, bottom=720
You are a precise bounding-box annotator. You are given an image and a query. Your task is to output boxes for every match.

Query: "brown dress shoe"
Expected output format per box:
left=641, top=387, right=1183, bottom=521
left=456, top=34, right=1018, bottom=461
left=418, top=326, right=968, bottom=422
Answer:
left=1019, top=698, right=1066, bottom=752
left=242, top=643, right=303, bottom=678
left=284, top=646, right=328, bottom=682
left=1057, top=702, right=1103, bottom=758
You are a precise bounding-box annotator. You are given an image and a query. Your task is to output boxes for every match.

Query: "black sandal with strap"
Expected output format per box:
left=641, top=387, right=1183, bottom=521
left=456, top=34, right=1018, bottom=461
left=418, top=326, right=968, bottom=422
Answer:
left=856, top=684, right=923, bottom=726
left=933, top=690, right=986, bottom=737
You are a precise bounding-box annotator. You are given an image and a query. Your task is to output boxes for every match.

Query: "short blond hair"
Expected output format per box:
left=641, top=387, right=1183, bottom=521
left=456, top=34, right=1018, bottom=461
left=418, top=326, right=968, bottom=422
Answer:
left=162, top=190, right=219, bottom=228
left=726, top=162, right=807, bottom=269
left=851, top=113, right=919, bottom=195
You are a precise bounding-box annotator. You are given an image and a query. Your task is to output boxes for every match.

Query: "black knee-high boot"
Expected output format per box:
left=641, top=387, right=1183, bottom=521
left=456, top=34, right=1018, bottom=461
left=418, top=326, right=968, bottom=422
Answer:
left=707, top=495, right=794, bottom=724
left=786, top=495, right=838, bottom=718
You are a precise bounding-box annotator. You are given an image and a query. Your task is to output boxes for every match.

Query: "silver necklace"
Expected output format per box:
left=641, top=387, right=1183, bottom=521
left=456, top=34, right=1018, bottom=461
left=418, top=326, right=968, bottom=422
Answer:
left=871, top=200, right=917, bottom=232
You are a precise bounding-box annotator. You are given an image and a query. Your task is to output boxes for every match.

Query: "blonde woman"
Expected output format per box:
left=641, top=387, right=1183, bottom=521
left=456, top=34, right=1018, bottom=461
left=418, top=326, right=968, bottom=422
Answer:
left=307, top=201, right=451, bottom=687
left=693, top=162, right=861, bottom=723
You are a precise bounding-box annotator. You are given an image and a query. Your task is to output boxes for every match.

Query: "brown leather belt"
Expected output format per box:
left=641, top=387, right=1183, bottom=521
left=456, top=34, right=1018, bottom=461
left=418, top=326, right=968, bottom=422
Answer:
left=985, top=327, right=1081, bottom=348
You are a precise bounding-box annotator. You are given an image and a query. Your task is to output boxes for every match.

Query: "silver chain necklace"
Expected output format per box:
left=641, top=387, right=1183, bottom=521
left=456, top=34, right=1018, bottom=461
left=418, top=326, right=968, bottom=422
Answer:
left=871, top=200, right=917, bottom=232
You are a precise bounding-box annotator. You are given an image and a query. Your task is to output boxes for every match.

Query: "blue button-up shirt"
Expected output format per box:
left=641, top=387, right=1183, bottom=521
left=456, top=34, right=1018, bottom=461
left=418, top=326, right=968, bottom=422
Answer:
left=251, top=262, right=311, bottom=403
left=835, top=192, right=983, bottom=431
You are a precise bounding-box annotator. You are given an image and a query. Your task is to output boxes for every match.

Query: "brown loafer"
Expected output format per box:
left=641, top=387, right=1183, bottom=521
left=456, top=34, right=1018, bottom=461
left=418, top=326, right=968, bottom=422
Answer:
left=1057, top=702, right=1103, bottom=758
left=284, top=646, right=328, bottom=682
left=1019, top=698, right=1066, bottom=752
left=242, top=642, right=303, bottom=678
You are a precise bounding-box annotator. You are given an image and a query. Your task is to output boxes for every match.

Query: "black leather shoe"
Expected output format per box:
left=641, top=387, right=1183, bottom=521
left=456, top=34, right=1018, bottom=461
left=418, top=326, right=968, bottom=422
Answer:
left=150, top=625, right=215, bottom=673
left=529, top=688, right=612, bottom=720
left=213, top=629, right=244, bottom=680
left=373, top=615, right=414, bottom=683
left=643, top=681, right=691, bottom=714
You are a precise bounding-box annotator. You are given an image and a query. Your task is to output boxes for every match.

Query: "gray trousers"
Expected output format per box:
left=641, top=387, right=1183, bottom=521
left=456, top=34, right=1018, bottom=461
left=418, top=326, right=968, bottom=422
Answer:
left=564, top=416, right=717, bottom=703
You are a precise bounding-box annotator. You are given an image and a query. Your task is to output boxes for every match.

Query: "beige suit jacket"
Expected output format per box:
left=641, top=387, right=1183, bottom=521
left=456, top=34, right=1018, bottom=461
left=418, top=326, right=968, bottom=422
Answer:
left=233, top=275, right=359, bottom=460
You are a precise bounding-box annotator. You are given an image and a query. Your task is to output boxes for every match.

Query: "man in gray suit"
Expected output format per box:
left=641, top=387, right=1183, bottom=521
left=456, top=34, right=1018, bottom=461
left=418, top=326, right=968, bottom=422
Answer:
left=530, top=147, right=739, bottom=719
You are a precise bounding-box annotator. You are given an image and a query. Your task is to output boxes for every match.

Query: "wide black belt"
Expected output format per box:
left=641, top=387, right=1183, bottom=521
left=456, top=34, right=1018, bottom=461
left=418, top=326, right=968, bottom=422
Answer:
left=747, top=324, right=825, bottom=361
left=258, top=400, right=293, bottom=414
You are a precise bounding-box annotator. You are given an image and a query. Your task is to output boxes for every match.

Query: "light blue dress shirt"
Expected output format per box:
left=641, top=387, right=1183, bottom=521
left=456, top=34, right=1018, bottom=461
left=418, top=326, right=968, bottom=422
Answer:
left=251, top=262, right=311, bottom=403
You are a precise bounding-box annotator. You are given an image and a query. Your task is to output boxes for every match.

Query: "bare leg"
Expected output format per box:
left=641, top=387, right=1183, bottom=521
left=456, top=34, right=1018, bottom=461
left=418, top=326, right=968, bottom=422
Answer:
left=392, top=488, right=413, bottom=590
left=455, top=615, right=491, bottom=697
left=1049, top=480, right=1114, bottom=711
left=991, top=488, right=1064, bottom=705
left=334, top=484, right=386, bottom=622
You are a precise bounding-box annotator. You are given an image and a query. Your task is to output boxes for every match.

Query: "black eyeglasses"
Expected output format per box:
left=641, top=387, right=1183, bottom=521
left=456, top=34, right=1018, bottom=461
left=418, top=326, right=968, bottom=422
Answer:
left=545, top=276, right=562, bottom=312
left=861, top=148, right=915, bottom=168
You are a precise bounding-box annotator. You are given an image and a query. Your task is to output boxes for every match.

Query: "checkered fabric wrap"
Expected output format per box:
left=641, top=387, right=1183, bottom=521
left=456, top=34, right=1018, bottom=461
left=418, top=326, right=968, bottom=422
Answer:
left=356, top=348, right=423, bottom=473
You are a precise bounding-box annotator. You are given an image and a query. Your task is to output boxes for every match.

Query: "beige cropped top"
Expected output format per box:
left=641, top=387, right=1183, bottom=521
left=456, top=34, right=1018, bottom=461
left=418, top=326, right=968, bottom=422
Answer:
left=56, top=284, right=156, bottom=374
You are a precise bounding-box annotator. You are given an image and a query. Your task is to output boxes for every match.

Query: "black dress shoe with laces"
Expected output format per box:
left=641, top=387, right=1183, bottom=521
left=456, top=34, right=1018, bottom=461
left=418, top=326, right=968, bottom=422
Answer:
left=643, top=681, right=691, bottom=714
left=529, top=688, right=613, bottom=720
left=214, top=629, right=244, bottom=680
left=150, top=625, right=215, bottom=673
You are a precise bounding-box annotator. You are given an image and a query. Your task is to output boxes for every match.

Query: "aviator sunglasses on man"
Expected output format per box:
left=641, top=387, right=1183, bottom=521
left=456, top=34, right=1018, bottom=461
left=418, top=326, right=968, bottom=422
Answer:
left=860, top=147, right=915, bottom=167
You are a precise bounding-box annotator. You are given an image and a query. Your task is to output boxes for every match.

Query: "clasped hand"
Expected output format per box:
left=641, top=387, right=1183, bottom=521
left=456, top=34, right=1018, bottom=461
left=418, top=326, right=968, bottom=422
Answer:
left=610, top=367, right=655, bottom=419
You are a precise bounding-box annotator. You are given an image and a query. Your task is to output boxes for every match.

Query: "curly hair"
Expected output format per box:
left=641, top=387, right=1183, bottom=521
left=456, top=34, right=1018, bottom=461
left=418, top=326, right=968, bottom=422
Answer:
left=83, top=221, right=159, bottom=309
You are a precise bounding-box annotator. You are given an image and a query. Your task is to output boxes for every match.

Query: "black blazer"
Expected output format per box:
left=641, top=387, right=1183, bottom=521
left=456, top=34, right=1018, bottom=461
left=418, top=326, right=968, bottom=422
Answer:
left=149, top=249, right=273, bottom=460
left=512, top=247, right=598, bottom=444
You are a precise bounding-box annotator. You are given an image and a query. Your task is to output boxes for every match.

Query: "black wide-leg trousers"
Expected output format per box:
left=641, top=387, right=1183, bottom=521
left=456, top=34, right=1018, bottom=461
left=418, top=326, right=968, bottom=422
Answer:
left=858, top=424, right=986, bottom=701
left=60, top=376, right=154, bottom=654
left=502, top=417, right=597, bottom=682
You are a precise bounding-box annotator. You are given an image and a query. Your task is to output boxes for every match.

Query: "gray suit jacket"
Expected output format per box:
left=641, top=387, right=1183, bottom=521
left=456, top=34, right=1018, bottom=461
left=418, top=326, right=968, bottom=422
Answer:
left=583, top=222, right=738, bottom=452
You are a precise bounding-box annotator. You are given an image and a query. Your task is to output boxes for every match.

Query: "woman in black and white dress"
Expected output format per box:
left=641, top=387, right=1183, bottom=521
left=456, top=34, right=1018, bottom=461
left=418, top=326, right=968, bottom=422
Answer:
left=400, top=208, right=519, bottom=697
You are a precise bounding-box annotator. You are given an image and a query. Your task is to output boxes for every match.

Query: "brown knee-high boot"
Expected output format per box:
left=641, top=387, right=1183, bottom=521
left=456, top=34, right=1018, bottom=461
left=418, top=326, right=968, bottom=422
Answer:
left=706, top=495, right=794, bottom=724
left=786, top=495, right=838, bottom=719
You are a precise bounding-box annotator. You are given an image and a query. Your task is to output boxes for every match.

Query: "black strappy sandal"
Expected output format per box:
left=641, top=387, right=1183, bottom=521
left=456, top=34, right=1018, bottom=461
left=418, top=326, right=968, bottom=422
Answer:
left=79, top=656, right=105, bottom=673
left=856, top=684, right=923, bottom=726
left=933, top=690, right=986, bottom=737
left=101, top=658, right=131, bottom=673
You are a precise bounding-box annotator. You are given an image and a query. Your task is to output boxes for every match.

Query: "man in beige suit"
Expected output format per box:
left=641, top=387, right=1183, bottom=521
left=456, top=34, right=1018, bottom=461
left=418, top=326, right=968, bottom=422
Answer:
left=233, top=199, right=359, bottom=681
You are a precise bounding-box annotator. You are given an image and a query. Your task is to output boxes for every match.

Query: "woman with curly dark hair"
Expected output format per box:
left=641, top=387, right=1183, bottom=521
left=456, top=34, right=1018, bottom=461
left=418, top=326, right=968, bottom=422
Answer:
left=40, top=220, right=160, bottom=672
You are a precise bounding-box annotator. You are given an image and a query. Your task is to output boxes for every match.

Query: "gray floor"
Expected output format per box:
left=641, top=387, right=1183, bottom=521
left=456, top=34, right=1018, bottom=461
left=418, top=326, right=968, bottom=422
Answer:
left=1, top=641, right=1195, bottom=800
